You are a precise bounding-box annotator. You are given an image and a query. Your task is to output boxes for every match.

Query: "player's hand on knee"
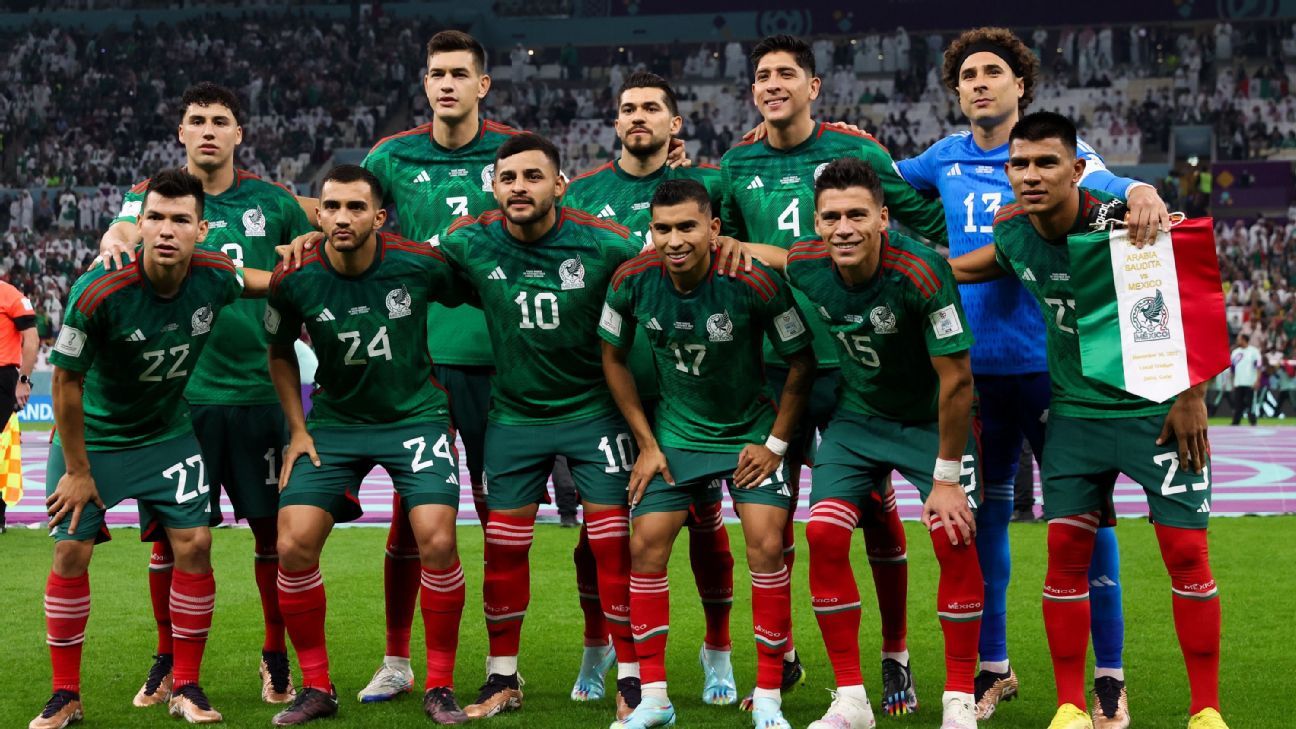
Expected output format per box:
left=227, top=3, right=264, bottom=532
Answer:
left=1159, top=391, right=1209, bottom=474
left=712, top=235, right=754, bottom=276
left=46, top=471, right=104, bottom=535
left=924, top=481, right=974, bottom=546
left=629, top=446, right=672, bottom=507
left=733, top=444, right=779, bottom=489
left=279, top=431, right=321, bottom=491
left=277, top=231, right=324, bottom=270
left=666, top=138, right=692, bottom=169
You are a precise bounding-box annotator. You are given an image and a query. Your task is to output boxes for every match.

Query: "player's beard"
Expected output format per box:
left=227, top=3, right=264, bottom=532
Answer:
left=503, top=196, right=554, bottom=226
left=328, top=225, right=373, bottom=252
left=623, top=132, right=667, bottom=160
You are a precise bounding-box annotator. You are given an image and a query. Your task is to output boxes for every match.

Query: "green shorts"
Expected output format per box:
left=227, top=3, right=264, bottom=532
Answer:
left=632, top=446, right=793, bottom=515
left=190, top=403, right=286, bottom=525
left=47, top=433, right=211, bottom=543
left=811, top=409, right=981, bottom=508
left=484, top=411, right=633, bottom=510
left=434, top=364, right=492, bottom=484
left=280, top=421, right=461, bottom=523
left=1042, top=414, right=1212, bottom=529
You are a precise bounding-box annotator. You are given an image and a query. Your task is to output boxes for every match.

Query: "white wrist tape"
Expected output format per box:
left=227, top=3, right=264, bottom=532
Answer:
left=933, top=458, right=961, bottom=484
left=765, top=435, right=789, bottom=456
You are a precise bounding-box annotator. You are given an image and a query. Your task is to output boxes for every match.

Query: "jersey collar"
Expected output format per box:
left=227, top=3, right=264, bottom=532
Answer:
left=611, top=158, right=668, bottom=182
left=429, top=119, right=488, bottom=155
left=762, top=120, right=822, bottom=155
left=318, top=235, right=386, bottom=280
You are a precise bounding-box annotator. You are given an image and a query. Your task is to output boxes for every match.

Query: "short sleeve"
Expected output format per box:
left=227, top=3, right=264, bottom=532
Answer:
left=716, top=162, right=748, bottom=241
left=111, top=186, right=146, bottom=226
left=1, top=285, right=34, bottom=318
left=895, top=146, right=940, bottom=193
left=759, top=273, right=814, bottom=358
left=598, top=275, right=637, bottom=350
left=920, top=257, right=974, bottom=357
left=264, top=276, right=303, bottom=347
left=49, top=287, right=101, bottom=373
left=865, top=142, right=947, bottom=244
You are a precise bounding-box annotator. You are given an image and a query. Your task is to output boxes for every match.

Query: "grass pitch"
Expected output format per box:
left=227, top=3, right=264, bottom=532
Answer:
left=1, top=518, right=1292, bottom=728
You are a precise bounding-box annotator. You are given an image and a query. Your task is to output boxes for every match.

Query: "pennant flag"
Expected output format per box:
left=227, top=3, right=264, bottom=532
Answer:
left=0, top=412, right=22, bottom=507
left=1068, top=217, right=1230, bottom=403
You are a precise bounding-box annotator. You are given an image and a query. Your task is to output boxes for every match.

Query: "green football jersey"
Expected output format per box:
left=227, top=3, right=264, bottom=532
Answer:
left=717, top=122, right=949, bottom=368
left=437, top=207, right=641, bottom=425
left=993, top=187, right=1170, bottom=419
left=114, top=170, right=314, bottom=406
left=363, top=119, right=521, bottom=367
left=50, top=250, right=244, bottom=450
left=564, top=160, right=723, bottom=401
left=600, top=253, right=812, bottom=451
left=786, top=231, right=972, bottom=422
left=265, top=232, right=468, bottom=428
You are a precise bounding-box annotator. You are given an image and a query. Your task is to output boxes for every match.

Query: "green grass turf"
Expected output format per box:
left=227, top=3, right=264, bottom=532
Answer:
left=2, top=518, right=1293, bottom=728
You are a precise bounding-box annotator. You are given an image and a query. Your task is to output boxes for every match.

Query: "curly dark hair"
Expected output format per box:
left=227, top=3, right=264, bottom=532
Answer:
left=941, top=27, right=1039, bottom=111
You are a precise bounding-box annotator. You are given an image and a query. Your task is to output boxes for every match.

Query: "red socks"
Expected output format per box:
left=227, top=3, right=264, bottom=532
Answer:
left=928, top=518, right=983, bottom=694
left=807, top=499, right=864, bottom=687
left=279, top=565, right=331, bottom=691
left=253, top=534, right=286, bottom=654
left=421, top=561, right=466, bottom=689
left=45, top=571, right=90, bottom=693
left=384, top=493, right=421, bottom=659
left=1043, top=513, right=1101, bottom=708
left=1155, top=524, right=1220, bottom=714
left=630, top=572, right=670, bottom=684
left=688, top=501, right=734, bottom=649
left=483, top=513, right=535, bottom=658
left=585, top=508, right=635, bottom=663
left=751, top=566, right=792, bottom=690
left=863, top=490, right=909, bottom=653
left=170, top=569, right=216, bottom=689
left=148, top=540, right=174, bottom=655
left=573, top=525, right=610, bottom=646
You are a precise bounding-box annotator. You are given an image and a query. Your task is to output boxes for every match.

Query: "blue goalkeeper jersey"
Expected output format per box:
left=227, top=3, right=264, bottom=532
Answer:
left=897, top=131, right=1140, bottom=375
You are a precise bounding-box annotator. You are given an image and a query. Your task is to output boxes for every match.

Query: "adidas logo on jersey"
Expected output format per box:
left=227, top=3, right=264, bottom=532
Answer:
left=645, top=318, right=663, bottom=331
left=946, top=163, right=962, bottom=177
left=1021, top=268, right=1037, bottom=282
left=315, top=308, right=336, bottom=322
left=488, top=267, right=507, bottom=280
left=597, top=204, right=617, bottom=218
left=413, top=170, right=431, bottom=184
left=1197, top=501, right=1211, bottom=513
left=747, top=176, right=765, bottom=190
left=126, top=329, right=145, bottom=342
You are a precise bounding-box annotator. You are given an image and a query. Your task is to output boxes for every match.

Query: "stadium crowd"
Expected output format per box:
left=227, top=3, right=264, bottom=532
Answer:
left=2, top=14, right=1296, bottom=380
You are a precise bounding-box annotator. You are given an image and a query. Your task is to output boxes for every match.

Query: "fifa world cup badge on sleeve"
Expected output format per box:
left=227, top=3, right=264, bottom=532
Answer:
left=55, top=325, right=87, bottom=357
left=1067, top=217, right=1231, bottom=402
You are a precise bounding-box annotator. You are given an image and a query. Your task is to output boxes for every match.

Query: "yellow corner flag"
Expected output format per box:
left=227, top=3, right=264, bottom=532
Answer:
left=0, top=413, right=22, bottom=507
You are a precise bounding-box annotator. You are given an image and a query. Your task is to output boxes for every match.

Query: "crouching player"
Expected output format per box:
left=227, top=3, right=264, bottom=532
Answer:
left=262, top=165, right=473, bottom=726
left=950, top=112, right=1225, bottom=729
left=785, top=158, right=985, bottom=729
left=600, top=179, right=817, bottom=729
left=35, top=169, right=251, bottom=727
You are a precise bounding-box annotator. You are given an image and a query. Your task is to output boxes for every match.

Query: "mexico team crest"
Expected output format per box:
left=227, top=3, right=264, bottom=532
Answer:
left=191, top=305, right=214, bottom=336
left=706, top=312, right=733, bottom=342
left=870, top=305, right=897, bottom=334
left=481, top=164, right=495, bottom=191
left=813, top=162, right=829, bottom=181
left=1131, top=289, right=1171, bottom=342
left=242, top=206, right=266, bottom=237
left=386, top=286, right=413, bottom=319
left=560, top=257, right=586, bottom=290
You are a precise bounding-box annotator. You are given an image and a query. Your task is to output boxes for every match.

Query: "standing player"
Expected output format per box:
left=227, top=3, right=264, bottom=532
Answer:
left=436, top=134, right=644, bottom=722
left=565, top=71, right=738, bottom=706
left=101, top=83, right=313, bottom=708
left=263, top=165, right=473, bottom=726
left=894, top=29, right=1169, bottom=724
left=776, top=158, right=982, bottom=729
left=950, top=112, right=1225, bottom=729
left=600, top=179, right=816, bottom=729
left=354, top=30, right=518, bottom=702
left=716, top=33, right=948, bottom=712
left=34, top=170, right=247, bottom=728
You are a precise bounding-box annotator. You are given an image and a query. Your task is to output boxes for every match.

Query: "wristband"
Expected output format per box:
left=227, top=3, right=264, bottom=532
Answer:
left=765, top=435, right=789, bottom=456
left=933, top=458, right=961, bottom=484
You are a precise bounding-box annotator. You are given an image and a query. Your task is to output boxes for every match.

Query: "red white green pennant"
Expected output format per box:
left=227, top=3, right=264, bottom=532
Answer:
left=1067, top=217, right=1230, bottom=403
